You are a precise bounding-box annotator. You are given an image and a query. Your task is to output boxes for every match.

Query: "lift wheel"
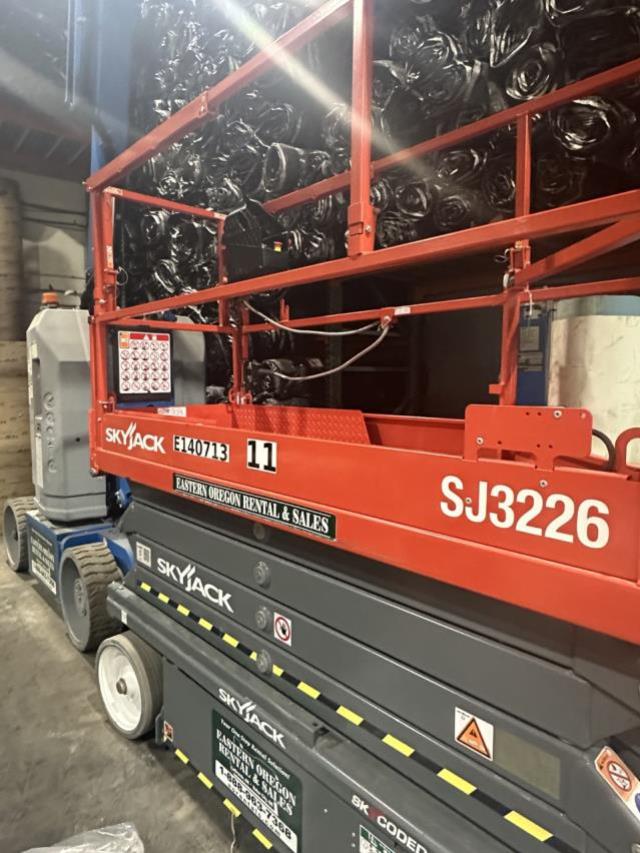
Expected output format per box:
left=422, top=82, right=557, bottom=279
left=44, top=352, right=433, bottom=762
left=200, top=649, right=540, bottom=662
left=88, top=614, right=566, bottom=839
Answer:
left=96, top=632, right=163, bottom=740
left=3, top=497, right=37, bottom=572
left=59, top=542, right=123, bottom=652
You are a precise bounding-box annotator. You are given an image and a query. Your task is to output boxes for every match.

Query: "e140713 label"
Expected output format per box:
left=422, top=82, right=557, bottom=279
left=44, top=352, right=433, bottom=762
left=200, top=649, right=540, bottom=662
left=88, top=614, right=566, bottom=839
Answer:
left=440, top=476, right=610, bottom=550
left=173, top=434, right=229, bottom=462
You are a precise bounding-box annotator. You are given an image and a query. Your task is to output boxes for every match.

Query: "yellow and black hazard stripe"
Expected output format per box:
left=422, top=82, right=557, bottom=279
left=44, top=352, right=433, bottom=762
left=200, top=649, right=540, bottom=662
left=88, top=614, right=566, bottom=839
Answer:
left=138, top=580, right=576, bottom=853
left=172, top=746, right=274, bottom=849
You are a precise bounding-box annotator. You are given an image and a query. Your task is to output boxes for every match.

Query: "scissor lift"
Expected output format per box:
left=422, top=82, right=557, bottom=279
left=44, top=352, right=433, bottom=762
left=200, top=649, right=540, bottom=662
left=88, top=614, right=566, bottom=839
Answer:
left=85, top=2, right=640, bottom=850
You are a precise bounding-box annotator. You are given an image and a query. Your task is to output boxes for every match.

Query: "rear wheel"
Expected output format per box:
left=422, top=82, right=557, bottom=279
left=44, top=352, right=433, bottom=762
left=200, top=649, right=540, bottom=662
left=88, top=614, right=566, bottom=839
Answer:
left=59, top=542, right=122, bottom=652
left=96, top=633, right=162, bottom=739
left=3, top=497, right=36, bottom=572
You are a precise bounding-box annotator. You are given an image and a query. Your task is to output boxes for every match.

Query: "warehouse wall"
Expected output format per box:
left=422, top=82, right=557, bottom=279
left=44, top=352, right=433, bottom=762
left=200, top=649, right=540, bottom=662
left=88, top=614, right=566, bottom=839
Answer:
left=0, top=168, right=87, bottom=331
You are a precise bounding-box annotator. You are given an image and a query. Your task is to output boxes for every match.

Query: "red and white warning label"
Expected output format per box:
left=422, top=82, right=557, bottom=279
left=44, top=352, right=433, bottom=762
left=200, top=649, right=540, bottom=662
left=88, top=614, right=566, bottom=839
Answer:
left=273, top=612, right=293, bottom=646
left=595, top=746, right=640, bottom=823
left=455, top=708, right=494, bottom=761
left=118, top=330, right=171, bottom=396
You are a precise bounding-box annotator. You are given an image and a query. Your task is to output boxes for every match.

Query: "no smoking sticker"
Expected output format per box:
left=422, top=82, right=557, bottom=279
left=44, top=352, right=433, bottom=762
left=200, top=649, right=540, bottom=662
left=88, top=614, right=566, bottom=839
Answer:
left=274, top=613, right=293, bottom=646
left=595, top=746, right=640, bottom=824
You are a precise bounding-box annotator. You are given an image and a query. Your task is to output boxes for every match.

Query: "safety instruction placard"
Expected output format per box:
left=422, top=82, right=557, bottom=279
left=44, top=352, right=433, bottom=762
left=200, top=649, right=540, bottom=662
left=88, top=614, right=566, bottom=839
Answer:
left=29, top=528, right=57, bottom=594
left=213, top=708, right=302, bottom=851
left=595, top=746, right=640, bottom=823
left=116, top=330, right=172, bottom=398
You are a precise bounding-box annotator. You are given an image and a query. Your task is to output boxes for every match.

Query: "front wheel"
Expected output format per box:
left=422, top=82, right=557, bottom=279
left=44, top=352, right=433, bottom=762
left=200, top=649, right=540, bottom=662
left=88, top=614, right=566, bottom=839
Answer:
left=59, top=542, right=122, bottom=652
left=96, top=633, right=162, bottom=740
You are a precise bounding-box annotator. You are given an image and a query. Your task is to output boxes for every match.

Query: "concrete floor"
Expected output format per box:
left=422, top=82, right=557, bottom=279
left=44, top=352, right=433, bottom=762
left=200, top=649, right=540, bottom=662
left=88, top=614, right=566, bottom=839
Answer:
left=0, top=555, right=260, bottom=853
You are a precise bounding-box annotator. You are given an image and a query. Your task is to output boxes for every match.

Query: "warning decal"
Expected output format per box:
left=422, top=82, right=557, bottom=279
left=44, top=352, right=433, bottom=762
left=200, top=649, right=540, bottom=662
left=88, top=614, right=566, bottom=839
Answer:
left=455, top=708, right=494, bottom=761
left=274, top=613, right=293, bottom=646
left=213, top=708, right=302, bottom=851
left=117, top=330, right=172, bottom=398
left=29, top=528, right=57, bottom=594
left=359, top=825, right=394, bottom=853
left=595, top=746, right=640, bottom=823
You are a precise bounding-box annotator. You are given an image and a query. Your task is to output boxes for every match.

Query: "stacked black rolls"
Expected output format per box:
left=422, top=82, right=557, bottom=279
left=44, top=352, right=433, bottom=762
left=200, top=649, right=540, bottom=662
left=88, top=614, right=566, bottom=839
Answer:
left=123, top=0, right=640, bottom=392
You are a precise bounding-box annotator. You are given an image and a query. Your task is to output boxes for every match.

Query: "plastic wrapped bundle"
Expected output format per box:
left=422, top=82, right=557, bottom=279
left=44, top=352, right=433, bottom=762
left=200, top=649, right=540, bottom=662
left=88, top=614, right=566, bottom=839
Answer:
left=433, top=188, right=491, bottom=233
left=436, top=147, right=487, bottom=186
left=505, top=42, right=561, bottom=102
left=490, top=0, right=546, bottom=68
left=227, top=145, right=266, bottom=195
left=395, top=178, right=438, bottom=219
left=534, top=148, right=589, bottom=208
left=302, top=229, right=338, bottom=264
left=263, top=143, right=308, bottom=196
left=557, top=8, right=640, bottom=80
left=254, top=101, right=304, bottom=145
left=543, top=0, right=634, bottom=26
left=322, top=104, right=351, bottom=173
left=465, top=0, right=497, bottom=62
left=373, top=61, right=425, bottom=147
left=550, top=97, right=636, bottom=159
left=481, top=155, right=516, bottom=214
left=376, top=211, right=421, bottom=248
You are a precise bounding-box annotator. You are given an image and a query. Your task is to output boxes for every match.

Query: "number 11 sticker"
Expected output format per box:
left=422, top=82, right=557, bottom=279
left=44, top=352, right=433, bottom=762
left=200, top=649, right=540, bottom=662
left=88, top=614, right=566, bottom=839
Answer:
left=247, top=439, right=278, bottom=473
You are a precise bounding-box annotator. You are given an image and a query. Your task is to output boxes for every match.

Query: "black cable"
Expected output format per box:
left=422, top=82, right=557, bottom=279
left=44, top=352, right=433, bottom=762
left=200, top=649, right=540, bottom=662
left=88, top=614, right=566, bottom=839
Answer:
left=592, top=429, right=616, bottom=472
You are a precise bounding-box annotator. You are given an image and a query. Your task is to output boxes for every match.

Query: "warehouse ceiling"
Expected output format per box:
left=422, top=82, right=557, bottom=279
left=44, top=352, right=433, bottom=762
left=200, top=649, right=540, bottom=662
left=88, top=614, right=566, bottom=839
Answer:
left=0, top=0, right=90, bottom=181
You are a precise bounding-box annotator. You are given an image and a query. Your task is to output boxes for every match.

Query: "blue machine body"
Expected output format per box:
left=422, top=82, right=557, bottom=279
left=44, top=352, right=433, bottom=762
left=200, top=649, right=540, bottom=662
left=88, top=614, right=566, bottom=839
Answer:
left=25, top=511, right=134, bottom=599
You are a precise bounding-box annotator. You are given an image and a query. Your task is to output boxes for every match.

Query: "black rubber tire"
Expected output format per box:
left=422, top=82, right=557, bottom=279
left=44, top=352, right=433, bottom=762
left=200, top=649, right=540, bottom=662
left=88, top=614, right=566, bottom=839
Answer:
left=3, top=497, right=36, bottom=572
left=59, top=542, right=123, bottom=652
left=96, top=632, right=163, bottom=740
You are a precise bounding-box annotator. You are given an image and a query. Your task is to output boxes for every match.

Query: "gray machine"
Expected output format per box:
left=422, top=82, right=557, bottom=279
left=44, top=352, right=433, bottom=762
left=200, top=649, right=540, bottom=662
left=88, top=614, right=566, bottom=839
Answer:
left=4, top=299, right=207, bottom=652
left=97, top=486, right=640, bottom=853
left=27, top=305, right=107, bottom=522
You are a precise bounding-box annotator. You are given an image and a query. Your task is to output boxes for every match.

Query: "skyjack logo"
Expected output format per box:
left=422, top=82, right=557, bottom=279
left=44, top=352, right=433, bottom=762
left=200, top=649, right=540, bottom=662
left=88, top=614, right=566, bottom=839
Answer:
left=105, top=422, right=166, bottom=454
left=218, top=688, right=286, bottom=750
left=156, top=557, right=234, bottom=613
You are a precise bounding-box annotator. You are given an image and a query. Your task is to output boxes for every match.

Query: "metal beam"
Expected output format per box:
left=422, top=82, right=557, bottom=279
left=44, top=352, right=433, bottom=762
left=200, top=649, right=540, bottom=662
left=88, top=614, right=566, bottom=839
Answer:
left=96, top=188, right=640, bottom=323
left=515, top=216, right=640, bottom=288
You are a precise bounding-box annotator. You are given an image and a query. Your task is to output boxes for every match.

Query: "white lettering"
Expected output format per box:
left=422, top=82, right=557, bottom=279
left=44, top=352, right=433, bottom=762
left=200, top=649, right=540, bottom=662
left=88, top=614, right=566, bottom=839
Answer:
left=440, top=477, right=611, bottom=550
left=105, top=422, right=165, bottom=454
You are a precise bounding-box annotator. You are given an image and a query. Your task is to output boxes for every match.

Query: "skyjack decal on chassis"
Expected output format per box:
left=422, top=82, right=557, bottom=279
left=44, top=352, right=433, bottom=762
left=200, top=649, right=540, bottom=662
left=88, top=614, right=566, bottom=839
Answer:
left=218, top=687, right=287, bottom=750
left=173, top=475, right=336, bottom=540
left=213, top=709, right=302, bottom=852
left=136, top=539, right=235, bottom=613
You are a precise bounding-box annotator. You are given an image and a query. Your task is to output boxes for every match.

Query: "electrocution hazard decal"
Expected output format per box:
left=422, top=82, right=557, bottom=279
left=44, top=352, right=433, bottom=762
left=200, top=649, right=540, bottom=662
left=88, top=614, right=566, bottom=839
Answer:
left=174, top=474, right=336, bottom=540
left=213, top=708, right=302, bottom=851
